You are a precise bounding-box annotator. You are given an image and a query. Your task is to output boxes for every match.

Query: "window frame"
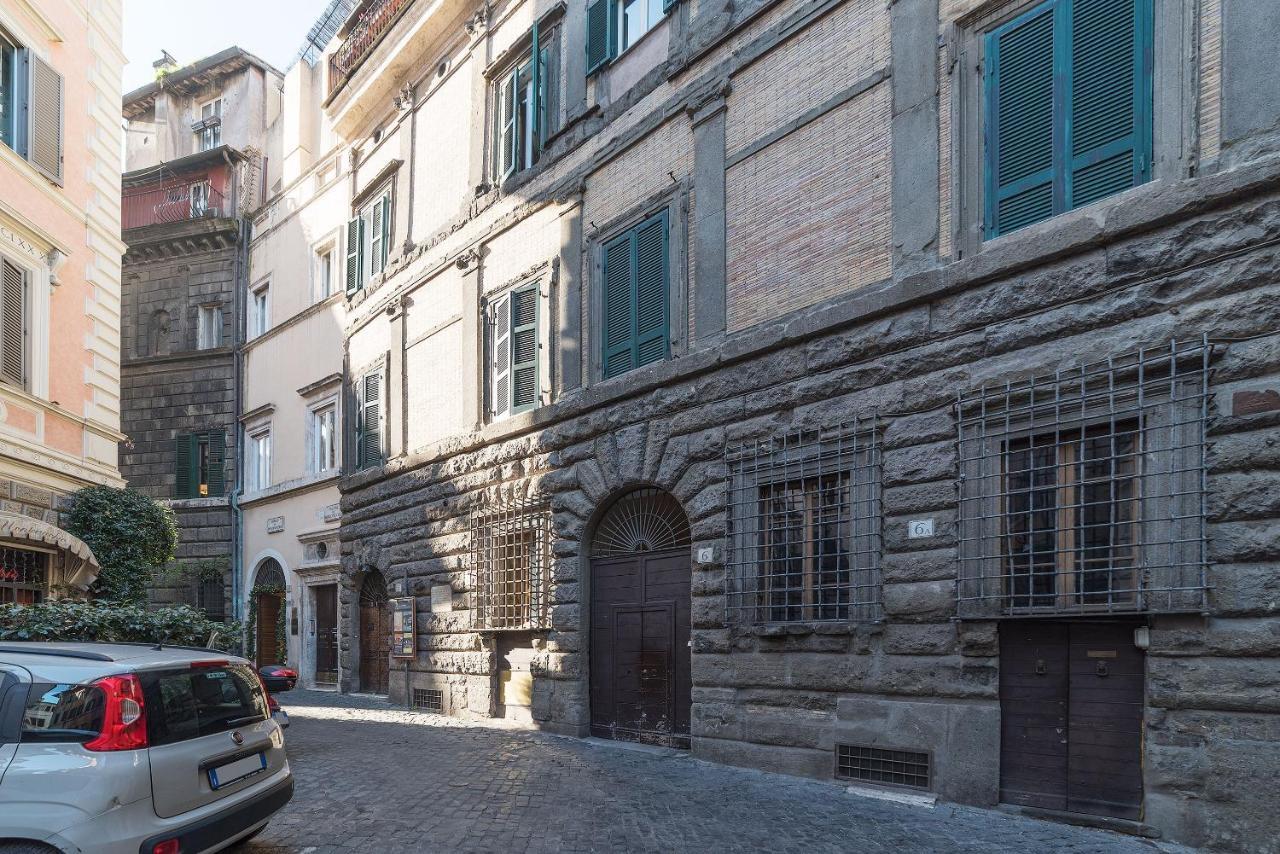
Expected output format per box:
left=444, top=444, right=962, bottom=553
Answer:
left=346, top=189, right=391, bottom=292
left=486, top=279, right=544, bottom=420
left=491, top=20, right=561, bottom=181
left=197, top=97, right=222, bottom=152
left=949, top=0, right=1194, bottom=256
left=313, top=239, right=336, bottom=303
left=351, top=365, right=385, bottom=472
left=308, top=398, right=340, bottom=475
left=195, top=303, right=221, bottom=350
left=0, top=28, right=25, bottom=157
left=174, top=430, right=225, bottom=498
left=249, top=280, right=270, bottom=339
left=0, top=546, right=48, bottom=605
left=245, top=425, right=272, bottom=493
left=617, top=0, right=667, bottom=55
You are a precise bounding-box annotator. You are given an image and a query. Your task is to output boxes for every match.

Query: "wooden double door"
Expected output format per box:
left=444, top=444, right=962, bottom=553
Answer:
left=313, top=584, right=338, bottom=685
left=590, top=548, right=691, bottom=747
left=1000, top=622, right=1145, bottom=820
left=255, top=591, right=282, bottom=667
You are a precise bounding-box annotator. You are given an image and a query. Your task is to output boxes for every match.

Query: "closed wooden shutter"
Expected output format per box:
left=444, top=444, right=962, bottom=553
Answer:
left=0, top=258, right=25, bottom=387
left=1068, top=0, right=1150, bottom=209
left=633, top=211, right=669, bottom=369
left=490, top=292, right=511, bottom=418
left=500, top=68, right=518, bottom=178
left=370, top=199, right=385, bottom=277
left=174, top=434, right=194, bottom=498
left=985, top=0, right=1151, bottom=238
left=359, top=371, right=382, bottom=469
left=985, top=2, right=1057, bottom=238
left=206, top=430, right=226, bottom=497
left=28, top=54, right=62, bottom=184
left=345, top=217, right=362, bottom=291
left=601, top=231, right=634, bottom=379
left=585, top=0, right=614, bottom=76
left=510, top=286, right=539, bottom=411
left=380, top=194, right=392, bottom=268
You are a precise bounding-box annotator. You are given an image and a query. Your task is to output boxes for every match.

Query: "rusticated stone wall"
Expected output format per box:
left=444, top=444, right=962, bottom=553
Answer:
left=341, top=154, right=1280, bottom=850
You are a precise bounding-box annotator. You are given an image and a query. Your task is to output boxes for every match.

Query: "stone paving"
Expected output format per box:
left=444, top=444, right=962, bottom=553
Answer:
left=236, top=690, right=1182, bottom=854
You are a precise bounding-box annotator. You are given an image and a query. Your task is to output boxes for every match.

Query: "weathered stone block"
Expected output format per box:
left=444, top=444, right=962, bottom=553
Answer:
left=881, top=580, right=954, bottom=621
left=883, top=623, right=955, bottom=655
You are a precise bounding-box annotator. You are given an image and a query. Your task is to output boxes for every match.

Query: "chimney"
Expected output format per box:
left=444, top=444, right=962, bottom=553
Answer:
left=153, top=50, right=178, bottom=74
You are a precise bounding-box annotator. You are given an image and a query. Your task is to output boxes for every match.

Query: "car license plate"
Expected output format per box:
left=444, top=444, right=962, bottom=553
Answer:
left=208, top=752, right=267, bottom=790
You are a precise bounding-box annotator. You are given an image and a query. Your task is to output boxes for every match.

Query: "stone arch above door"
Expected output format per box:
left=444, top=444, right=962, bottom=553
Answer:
left=591, top=487, right=692, bottom=557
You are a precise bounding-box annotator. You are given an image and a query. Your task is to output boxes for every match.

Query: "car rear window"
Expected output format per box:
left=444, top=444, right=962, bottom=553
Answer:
left=20, top=683, right=105, bottom=744
left=142, top=664, right=267, bottom=746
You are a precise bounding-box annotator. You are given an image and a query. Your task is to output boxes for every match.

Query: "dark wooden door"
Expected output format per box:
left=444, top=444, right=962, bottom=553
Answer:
left=256, top=592, right=282, bottom=667
left=590, top=548, right=690, bottom=746
left=314, top=584, right=338, bottom=684
left=359, top=602, right=390, bottom=694
left=1000, top=622, right=1144, bottom=820
left=1066, top=623, right=1144, bottom=819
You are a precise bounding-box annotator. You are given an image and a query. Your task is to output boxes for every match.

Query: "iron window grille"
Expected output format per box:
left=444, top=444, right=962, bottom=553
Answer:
left=470, top=498, right=553, bottom=631
left=0, top=546, right=47, bottom=605
left=725, top=420, right=882, bottom=624
left=836, top=744, right=931, bottom=789
left=412, top=688, right=443, bottom=712
left=956, top=338, right=1213, bottom=619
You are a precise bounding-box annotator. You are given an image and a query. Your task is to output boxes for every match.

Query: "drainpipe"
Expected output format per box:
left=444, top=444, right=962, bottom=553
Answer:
left=230, top=213, right=250, bottom=634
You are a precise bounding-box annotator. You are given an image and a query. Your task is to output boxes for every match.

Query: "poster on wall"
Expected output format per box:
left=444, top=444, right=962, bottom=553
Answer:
left=389, top=596, right=415, bottom=659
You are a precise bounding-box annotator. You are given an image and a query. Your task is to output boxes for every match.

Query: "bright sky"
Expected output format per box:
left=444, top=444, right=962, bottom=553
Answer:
left=122, top=0, right=333, bottom=94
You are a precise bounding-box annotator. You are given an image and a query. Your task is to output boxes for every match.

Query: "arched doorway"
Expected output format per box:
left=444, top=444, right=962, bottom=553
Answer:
left=358, top=570, right=390, bottom=694
left=251, top=558, right=286, bottom=667
left=589, top=488, right=692, bottom=747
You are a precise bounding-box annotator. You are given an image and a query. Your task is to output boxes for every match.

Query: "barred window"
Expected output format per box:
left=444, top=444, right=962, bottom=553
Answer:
left=0, top=546, right=47, bottom=605
left=958, top=339, right=1212, bottom=618
left=726, top=422, right=882, bottom=624
left=470, top=498, right=552, bottom=630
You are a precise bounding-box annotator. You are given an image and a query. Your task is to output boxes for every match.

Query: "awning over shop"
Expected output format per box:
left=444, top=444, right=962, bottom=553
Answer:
left=0, top=511, right=100, bottom=591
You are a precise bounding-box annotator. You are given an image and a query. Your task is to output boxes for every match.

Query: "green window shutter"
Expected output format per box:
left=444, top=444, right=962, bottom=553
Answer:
left=601, top=231, right=634, bottom=379
left=359, top=371, right=382, bottom=469
left=27, top=54, right=62, bottom=184
left=510, top=286, right=539, bottom=412
left=501, top=67, right=518, bottom=179
left=345, top=217, right=362, bottom=291
left=985, top=1, right=1058, bottom=238
left=380, top=194, right=392, bottom=269
left=663, top=0, right=677, bottom=14
left=490, top=292, right=511, bottom=418
left=206, top=430, right=226, bottom=497
left=1068, top=0, right=1151, bottom=209
left=585, top=0, right=614, bottom=76
left=174, top=434, right=194, bottom=498
left=632, top=211, right=669, bottom=369
left=539, top=29, right=559, bottom=143
left=1, top=258, right=25, bottom=387
left=530, top=22, right=541, bottom=154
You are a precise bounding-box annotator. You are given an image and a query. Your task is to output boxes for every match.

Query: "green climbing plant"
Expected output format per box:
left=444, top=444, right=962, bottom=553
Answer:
left=64, top=485, right=178, bottom=604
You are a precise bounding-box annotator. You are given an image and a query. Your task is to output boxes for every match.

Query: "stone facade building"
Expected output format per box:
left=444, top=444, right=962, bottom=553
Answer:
left=245, top=0, right=1280, bottom=848
left=0, top=0, right=125, bottom=601
left=119, top=49, right=281, bottom=617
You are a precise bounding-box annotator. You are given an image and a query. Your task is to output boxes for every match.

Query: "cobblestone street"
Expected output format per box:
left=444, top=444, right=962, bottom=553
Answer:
left=235, top=691, right=1176, bottom=854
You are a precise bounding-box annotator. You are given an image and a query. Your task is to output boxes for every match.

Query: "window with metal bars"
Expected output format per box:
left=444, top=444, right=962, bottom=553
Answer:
left=470, top=499, right=552, bottom=630
left=0, top=547, right=47, bottom=604
left=836, top=744, right=931, bottom=789
left=725, top=422, right=882, bottom=624
left=957, top=338, right=1212, bottom=618
left=412, top=688, right=443, bottom=712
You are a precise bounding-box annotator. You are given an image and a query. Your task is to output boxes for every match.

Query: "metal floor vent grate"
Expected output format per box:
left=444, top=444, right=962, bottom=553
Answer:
left=836, top=744, right=930, bottom=789
left=412, top=688, right=443, bottom=712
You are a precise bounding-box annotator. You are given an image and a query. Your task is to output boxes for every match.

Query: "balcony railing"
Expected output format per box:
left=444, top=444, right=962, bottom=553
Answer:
left=328, top=0, right=414, bottom=98
left=123, top=179, right=227, bottom=230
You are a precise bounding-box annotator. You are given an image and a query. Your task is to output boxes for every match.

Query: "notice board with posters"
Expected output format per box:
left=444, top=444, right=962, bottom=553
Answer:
left=389, top=596, right=415, bottom=659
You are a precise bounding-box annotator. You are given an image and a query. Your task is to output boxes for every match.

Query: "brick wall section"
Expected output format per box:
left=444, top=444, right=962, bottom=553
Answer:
left=1200, top=0, right=1222, bottom=162
left=725, top=82, right=891, bottom=331
left=723, top=0, right=889, bottom=154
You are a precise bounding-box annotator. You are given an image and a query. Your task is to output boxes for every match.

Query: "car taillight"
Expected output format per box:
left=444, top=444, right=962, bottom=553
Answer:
left=151, top=839, right=180, bottom=854
left=84, top=674, right=148, bottom=752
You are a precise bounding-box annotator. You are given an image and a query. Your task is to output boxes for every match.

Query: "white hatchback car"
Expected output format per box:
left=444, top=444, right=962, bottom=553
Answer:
left=0, top=642, right=293, bottom=854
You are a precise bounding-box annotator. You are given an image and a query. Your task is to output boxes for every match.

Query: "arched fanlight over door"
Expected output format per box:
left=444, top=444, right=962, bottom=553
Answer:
left=359, top=569, right=388, bottom=605
left=253, top=558, right=285, bottom=590
left=591, top=488, right=691, bottom=557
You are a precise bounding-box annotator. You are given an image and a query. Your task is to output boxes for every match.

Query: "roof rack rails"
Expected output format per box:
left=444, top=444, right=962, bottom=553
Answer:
left=0, top=645, right=116, bottom=662
left=106, top=641, right=226, bottom=654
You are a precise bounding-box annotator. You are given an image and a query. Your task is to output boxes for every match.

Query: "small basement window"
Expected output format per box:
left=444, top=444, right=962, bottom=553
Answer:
left=836, top=744, right=930, bottom=789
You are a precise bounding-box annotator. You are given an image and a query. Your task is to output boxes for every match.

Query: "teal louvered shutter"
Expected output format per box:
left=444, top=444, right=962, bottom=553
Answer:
left=585, top=0, right=614, bottom=76
left=345, top=216, right=362, bottom=291
left=985, top=1, right=1058, bottom=238
left=1068, top=0, right=1151, bottom=209
left=380, top=194, right=392, bottom=269
left=510, top=286, right=539, bottom=412
left=174, top=434, right=194, bottom=498
left=28, top=54, right=62, bottom=184
left=601, top=232, right=634, bottom=379
left=359, top=371, right=382, bottom=469
left=206, top=430, right=226, bottom=497
left=530, top=23, right=541, bottom=153
left=632, top=211, right=669, bottom=369
left=490, top=292, right=511, bottom=418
